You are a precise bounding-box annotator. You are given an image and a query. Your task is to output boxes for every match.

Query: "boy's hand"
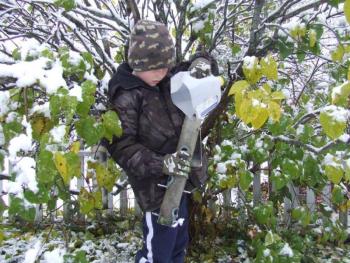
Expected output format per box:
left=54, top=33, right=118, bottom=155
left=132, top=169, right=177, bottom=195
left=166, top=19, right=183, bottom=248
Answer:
left=162, top=150, right=191, bottom=177
left=189, top=57, right=212, bottom=79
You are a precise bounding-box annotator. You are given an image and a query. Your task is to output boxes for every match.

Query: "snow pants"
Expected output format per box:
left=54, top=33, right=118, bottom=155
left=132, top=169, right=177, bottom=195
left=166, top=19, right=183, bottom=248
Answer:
left=135, top=196, right=189, bottom=263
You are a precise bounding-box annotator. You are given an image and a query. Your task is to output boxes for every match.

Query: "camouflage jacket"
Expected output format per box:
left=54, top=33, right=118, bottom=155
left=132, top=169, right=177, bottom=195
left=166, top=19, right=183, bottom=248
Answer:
left=105, top=62, right=208, bottom=212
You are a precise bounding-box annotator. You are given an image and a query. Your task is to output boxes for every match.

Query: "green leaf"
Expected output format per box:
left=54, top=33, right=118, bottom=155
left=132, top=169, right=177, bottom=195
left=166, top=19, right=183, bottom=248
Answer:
left=54, top=0, right=76, bottom=12
left=3, top=121, right=22, bottom=143
left=231, top=44, right=241, bottom=55
left=75, top=116, right=104, bottom=146
left=265, top=231, right=281, bottom=246
left=8, top=196, right=35, bottom=222
left=281, top=159, right=299, bottom=179
left=78, top=188, right=94, bottom=214
left=271, top=171, right=288, bottom=190
left=278, top=39, right=294, bottom=59
left=77, top=81, right=96, bottom=117
left=49, top=89, right=78, bottom=123
left=24, top=184, right=50, bottom=204
left=319, top=111, right=346, bottom=140
left=302, top=155, right=320, bottom=187
left=36, top=150, right=57, bottom=184
left=345, top=0, right=350, bottom=24
left=102, top=111, right=122, bottom=142
left=332, top=185, right=345, bottom=205
left=239, top=170, right=253, bottom=190
left=66, top=152, right=81, bottom=179
left=0, top=198, right=7, bottom=219
left=325, top=165, right=343, bottom=184
left=254, top=202, right=274, bottom=225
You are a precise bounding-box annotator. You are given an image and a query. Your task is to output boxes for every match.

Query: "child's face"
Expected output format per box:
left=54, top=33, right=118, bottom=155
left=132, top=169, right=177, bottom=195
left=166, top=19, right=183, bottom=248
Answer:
left=133, top=68, right=168, bottom=87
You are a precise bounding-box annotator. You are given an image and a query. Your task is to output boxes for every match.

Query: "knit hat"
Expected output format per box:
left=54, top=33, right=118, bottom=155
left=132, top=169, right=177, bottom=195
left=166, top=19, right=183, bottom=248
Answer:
left=128, top=20, right=175, bottom=72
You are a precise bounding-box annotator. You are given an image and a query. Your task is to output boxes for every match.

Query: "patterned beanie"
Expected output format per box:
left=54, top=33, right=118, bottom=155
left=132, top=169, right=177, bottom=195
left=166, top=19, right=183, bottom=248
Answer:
left=128, top=20, right=175, bottom=72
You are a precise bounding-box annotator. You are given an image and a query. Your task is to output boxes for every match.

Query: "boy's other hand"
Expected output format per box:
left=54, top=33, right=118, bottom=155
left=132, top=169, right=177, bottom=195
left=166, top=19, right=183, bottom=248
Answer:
left=162, top=150, right=191, bottom=177
left=189, top=57, right=212, bottom=79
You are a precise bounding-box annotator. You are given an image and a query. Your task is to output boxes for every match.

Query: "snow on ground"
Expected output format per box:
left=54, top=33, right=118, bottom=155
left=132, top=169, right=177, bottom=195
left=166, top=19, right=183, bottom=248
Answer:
left=0, top=225, right=141, bottom=263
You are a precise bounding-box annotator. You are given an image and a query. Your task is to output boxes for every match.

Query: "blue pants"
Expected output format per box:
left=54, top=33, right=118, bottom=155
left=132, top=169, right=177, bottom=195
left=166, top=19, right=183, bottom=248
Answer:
left=135, top=196, right=189, bottom=263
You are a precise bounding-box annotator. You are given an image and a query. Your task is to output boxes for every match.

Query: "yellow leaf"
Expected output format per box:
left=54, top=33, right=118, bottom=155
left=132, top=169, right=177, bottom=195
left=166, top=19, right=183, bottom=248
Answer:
left=239, top=98, right=253, bottom=124
left=345, top=0, right=350, bottom=24
left=331, top=45, right=344, bottom=62
left=262, top=83, right=271, bottom=95
left=31, top=116, right=45, bottom=137
left=268, top=101, right=282, bottom=122
left=54, top=152, right=69, bottom=184
left=270, top=91, right=286, bottom=101
left=228, top=80, right=250, bottom=96
left=251, top=107, right=269, bottom=129
left=243, top=56, right=262, bottom=84
left=309, top=29, right=317, bottom=48
left=260, top=55, right=278, bottom=81
left=70, top=141, right=80, bottom=154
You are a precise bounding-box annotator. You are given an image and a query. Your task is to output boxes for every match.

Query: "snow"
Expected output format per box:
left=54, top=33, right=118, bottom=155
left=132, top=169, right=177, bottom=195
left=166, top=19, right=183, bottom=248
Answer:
left=30, top=102, right=51, bottom=118
left=43, top=248, right=66, bottom=263
left=263, top=248, right=271, bottom=257
left=216, top=162, right=227, bottom=174
left=50, top=125, right=66, bottom=143
left=0, top=91, right=11, bottom=118
left=9, top=156, right=38, bottom=194
left=279, top=243, right=293, bottom=257
left=69, top=84, right=83, bottom=101
left=0, top=125, right=4, bottom=146
left=243, top=56, right=257, bottom=70
left=23, top=240, right=41, bottom=263
left=192, top=20, right=205, bottom=32
left=5, top=111, right=20, bottom=123
left=296, top=124, right=304, bottom=135
left=339, top=134, right=350, bottom=142
left=8, top=133, right=32, bottom=158
left=323, top=153, right=338, bottom=167
left=321, top=105, right=349, bottom=123
left=191, top=0, right=216, bottom=11
left=0, top=58, right=67, bottom=94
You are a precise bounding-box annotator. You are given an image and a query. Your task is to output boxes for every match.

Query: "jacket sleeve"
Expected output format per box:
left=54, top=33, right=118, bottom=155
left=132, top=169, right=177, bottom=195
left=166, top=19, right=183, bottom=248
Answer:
left=104, top=88, right=165, bottom=180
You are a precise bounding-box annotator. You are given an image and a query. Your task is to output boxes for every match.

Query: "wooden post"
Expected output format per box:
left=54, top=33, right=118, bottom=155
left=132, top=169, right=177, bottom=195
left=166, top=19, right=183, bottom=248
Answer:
left=134, top=199, right=142, bottom=218
left=237, top=187, right=247, bottom=223
left=35, top=204, right=43, bottom=225
left=253, top=172, right=261, bottom=207
left=120, top=172, right=128, bottom=217
left=322, top=183, right=332, bottom=208
left=284, top=183, right=300, bottom=225
left=223, top=189, right=232, bottom=219
left=306, top=188, right=316, bottom=212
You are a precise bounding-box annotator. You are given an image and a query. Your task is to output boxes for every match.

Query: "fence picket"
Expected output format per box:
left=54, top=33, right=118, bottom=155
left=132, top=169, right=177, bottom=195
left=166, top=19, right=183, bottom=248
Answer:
left=120, top=172, right=128, bottom=217
left=253, top=172, right=261, bottom=207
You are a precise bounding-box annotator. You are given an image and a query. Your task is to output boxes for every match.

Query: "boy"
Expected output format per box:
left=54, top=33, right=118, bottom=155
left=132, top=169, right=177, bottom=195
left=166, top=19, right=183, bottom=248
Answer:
left=105, top=20, right=211, bottom=263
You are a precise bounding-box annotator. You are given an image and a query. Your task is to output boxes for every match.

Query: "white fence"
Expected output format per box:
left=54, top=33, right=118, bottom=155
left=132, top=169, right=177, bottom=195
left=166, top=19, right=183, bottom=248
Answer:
left=0, top=149, right=348, bottom=227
